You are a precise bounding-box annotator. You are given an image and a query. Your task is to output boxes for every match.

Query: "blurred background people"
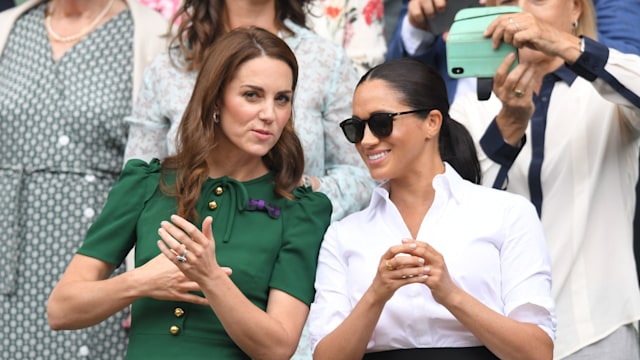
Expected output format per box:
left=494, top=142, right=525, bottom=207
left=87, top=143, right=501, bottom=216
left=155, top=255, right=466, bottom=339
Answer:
left=383, top=0, right=402, bottom=42
left=137, top=0, right=180, bottom=20
left=48, top=27, right=332, bottom=359
left=308, top=0, right=387, bottom=75
left=386, top=0, right=483, bottom=102
left=450, top=0, right=640, bottom=358
left=309, top=58, right=555, bottom=359
left=0, top=0, right=167, bottom=358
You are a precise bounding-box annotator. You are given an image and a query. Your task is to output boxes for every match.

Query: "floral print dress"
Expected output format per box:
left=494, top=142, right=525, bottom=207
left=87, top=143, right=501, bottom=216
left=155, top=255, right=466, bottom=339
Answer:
left=308, top=0, right=387, bottom=75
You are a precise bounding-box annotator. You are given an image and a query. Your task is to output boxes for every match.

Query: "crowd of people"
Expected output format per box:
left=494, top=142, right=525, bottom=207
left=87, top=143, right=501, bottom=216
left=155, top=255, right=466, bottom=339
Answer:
left=1, top=0, right=639, bottom=359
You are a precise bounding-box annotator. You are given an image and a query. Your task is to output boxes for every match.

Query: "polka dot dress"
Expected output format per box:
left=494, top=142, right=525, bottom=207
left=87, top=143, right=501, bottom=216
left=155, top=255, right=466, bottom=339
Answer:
left=0, top=5, right=133, bottom=359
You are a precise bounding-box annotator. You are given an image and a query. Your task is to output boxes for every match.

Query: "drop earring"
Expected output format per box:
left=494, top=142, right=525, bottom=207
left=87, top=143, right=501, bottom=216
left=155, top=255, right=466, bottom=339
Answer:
left=213, top=112, right=220, bottom=123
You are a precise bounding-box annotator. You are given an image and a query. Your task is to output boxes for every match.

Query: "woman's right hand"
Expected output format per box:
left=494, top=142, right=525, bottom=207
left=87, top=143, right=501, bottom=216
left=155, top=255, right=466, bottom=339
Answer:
left=370, top=242, right=430, bottom=303
left=407, top=0, right=447, bottom=31
left=135, top=253, right=210, bottom=306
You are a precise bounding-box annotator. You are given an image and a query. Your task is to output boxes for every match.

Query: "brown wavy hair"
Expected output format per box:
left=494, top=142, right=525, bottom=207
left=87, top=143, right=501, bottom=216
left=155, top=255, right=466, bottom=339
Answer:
left=161, top=27, right=304, bottom=221
left=169, top=0, right=312, bottom=71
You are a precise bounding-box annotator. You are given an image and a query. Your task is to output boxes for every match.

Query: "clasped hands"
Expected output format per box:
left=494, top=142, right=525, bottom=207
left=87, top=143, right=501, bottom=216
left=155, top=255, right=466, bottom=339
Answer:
left=375, top=238, right=459, bottom=305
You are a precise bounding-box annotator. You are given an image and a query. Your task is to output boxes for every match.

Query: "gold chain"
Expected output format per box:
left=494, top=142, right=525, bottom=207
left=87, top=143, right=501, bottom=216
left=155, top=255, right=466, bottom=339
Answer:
left=45, top=0, right=116, bottom=43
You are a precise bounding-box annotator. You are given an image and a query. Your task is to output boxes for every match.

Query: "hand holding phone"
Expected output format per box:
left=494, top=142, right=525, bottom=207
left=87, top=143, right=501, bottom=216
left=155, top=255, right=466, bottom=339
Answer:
left=446, top=6, right=522, bottom=79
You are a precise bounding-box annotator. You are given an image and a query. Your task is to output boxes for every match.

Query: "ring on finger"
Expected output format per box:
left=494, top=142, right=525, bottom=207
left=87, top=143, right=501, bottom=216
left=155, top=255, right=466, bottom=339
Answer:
left=176, top=249, right=188, bottom=263
left=509, top=17, right=521, bottom=31
left=514, top=88, right=525, bottom=98
left=385, top=260, right=394, bottom=271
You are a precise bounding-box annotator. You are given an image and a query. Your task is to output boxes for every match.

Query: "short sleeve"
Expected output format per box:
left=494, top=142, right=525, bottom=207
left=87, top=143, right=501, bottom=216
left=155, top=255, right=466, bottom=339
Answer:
left=77, top=159, right=162, bottom=265
left=500, top=197, right=556, bottom=339
left=307, top=222, right=352, bottom=351
left=269, top=187, right=332, bottom=305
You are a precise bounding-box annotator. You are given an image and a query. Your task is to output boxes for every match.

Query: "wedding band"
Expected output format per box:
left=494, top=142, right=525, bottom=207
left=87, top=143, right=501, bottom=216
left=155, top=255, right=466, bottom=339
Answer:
left=385, top=260, right=394, bottom=271
left=514, top=89, right=525, bottom=98
left=509, top=17, right=521, bottom=31
left=176, top=249, right=188, bottom=263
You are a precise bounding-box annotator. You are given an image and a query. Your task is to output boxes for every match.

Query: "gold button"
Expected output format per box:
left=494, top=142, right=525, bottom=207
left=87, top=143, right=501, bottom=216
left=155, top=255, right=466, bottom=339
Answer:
left=208, top=201, right=218, bottom=210
left=215, top=186, right=223, bottom=195
left=174, top=307, right=184, bottom=318
left=169, top=325, right=180, bottom=335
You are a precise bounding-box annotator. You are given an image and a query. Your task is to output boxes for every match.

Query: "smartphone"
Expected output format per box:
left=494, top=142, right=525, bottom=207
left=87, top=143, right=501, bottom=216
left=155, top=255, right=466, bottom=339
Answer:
left=426, top=0, right=481, bottom=35
left=446, top=6, right=522, bottom=79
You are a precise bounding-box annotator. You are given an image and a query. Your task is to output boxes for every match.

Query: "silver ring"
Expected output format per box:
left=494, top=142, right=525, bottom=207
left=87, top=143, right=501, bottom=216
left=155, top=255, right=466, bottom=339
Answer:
left=176, top=249, right=188, bottom=263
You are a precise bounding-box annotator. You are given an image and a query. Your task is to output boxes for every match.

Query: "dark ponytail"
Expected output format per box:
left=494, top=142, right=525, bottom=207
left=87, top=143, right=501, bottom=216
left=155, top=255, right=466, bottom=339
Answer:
left=359, top=58, right=481, bottom=184
left=438, top=117, right=481, bottom=184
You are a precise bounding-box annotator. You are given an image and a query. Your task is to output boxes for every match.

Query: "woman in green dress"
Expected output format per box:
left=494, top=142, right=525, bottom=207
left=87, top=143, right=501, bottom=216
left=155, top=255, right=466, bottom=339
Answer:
left=47, top=27, right=332, bottom=360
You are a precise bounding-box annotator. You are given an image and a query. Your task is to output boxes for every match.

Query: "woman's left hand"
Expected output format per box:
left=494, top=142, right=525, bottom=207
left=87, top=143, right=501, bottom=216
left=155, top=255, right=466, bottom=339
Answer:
left=157, top=215, right=230, bottom=285
left=403, top=239, right=460, bottom=305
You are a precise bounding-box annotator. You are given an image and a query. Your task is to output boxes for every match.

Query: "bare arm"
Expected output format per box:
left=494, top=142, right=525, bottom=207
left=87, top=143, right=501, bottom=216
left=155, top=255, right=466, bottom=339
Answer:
left=442, top=288, right=552, bottom=360
left=47, top=253, right=207, bottom=330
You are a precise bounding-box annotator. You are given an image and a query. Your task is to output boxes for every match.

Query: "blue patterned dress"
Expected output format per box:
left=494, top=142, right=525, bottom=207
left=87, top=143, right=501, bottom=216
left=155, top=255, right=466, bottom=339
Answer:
left=0, top=5, right=133, bottom=359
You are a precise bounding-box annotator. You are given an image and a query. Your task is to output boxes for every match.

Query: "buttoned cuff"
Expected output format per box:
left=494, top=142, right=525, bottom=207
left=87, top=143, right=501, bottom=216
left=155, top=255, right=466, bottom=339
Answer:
left=480, top=117, right=526, bottom=167
left=567, top=36, right=609, bottom=82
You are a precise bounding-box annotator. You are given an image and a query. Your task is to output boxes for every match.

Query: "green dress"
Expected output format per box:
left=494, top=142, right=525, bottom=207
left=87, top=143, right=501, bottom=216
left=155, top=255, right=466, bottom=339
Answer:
left=77, top=159, right=332, bottom=359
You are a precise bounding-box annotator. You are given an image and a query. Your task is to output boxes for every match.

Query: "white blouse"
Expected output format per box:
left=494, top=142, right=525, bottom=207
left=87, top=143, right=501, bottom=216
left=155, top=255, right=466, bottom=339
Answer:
left=308, top=164, right=555, bottom=353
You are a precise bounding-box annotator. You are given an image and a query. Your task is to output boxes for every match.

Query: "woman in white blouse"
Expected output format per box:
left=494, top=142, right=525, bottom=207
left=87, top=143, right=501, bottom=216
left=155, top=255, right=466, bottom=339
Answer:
left=451, top=0, right=640, bottom=358
left=308, top=58, right=555, bottom=360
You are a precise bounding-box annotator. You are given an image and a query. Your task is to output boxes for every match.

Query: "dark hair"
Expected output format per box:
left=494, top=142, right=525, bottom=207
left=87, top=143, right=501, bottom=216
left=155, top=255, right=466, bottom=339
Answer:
left=162, top=27, right=304, bottom=221
left=170, top=0, right=312, bottom=71
left=358, top=58, right=481, bottom=184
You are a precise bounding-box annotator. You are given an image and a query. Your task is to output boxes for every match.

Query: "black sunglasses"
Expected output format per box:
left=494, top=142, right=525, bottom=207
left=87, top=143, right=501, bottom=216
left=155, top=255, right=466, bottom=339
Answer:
left=339, top=108, right=433, bottom=143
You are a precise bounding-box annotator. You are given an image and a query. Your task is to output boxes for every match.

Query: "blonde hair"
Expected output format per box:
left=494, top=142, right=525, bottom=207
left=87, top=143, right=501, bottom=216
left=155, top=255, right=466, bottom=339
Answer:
left=576, top=0, right=597, bottom=39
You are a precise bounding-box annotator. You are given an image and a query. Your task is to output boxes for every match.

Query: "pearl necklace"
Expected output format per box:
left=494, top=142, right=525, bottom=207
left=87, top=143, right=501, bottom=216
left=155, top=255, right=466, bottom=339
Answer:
left=45, top=0, right=115, bottom=43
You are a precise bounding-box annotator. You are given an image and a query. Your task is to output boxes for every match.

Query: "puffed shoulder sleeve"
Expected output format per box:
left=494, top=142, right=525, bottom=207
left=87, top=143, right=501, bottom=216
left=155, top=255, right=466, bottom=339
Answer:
left=269, top=187, right=332, bottom=305
left=77, top=159, right=162, bottom=265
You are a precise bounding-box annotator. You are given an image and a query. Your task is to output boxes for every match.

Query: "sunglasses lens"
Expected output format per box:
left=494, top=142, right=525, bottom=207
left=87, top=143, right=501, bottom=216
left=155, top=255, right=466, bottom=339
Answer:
left=340, top=118, right=364, bottom=143
left=369, top=114, right=393, bottom=138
